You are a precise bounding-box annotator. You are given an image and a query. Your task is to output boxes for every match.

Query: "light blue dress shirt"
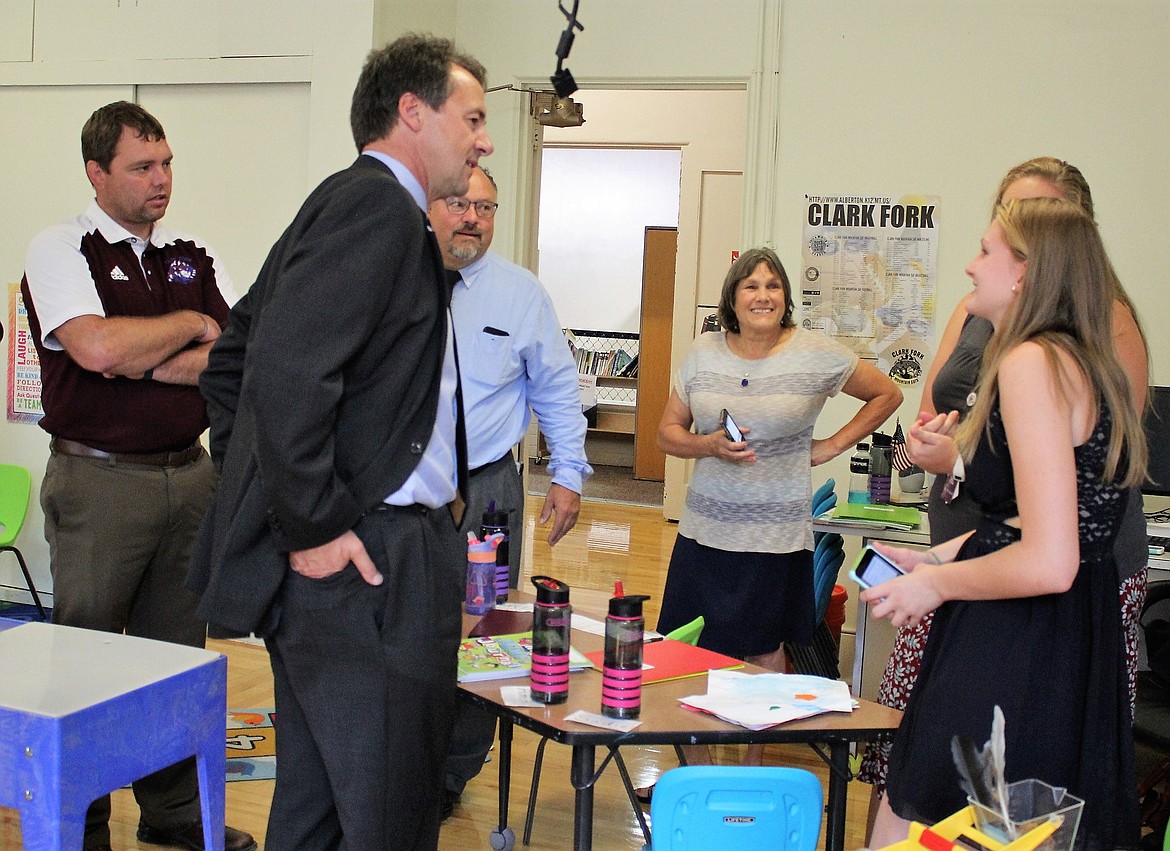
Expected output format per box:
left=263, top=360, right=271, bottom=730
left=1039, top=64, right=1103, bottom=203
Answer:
left=451, top=251, right=591, bottom=494
left=361, top=151, right=460, bottom=509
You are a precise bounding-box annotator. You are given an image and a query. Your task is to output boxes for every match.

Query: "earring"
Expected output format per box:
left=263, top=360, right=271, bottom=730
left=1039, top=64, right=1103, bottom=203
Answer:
left=1011, top=284, right=1018, bottom=293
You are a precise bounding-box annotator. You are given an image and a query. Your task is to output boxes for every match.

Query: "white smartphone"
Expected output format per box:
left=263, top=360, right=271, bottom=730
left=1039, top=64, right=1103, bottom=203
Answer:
left=848, top=545, right=905, bottom=590
left=719, top=408, right=744, bottom=442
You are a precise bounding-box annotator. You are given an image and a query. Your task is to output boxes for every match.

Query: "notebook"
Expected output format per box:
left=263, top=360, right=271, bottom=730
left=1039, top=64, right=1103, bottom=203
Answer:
left=457, top=631, right=592, bottom=683
left=584, top=638, right=743, bottom=685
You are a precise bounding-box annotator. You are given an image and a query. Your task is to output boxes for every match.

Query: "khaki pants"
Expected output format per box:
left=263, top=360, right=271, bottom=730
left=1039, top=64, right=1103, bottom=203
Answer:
left=41, top=449, right=217, bottom=846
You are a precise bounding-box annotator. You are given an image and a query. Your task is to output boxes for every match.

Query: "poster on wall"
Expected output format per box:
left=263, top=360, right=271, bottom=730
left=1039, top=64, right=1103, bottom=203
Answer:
left=799, top=194, right=939, bottom=388
left=8, top=282, right=43, bottom=423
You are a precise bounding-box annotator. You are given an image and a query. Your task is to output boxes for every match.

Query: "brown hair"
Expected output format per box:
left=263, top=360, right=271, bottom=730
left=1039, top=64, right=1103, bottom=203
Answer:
left=81, top=101, right=165, bottom=171
left=717, top=247, right=795, bottom=334
left=350, top=34, right=487, bottom=152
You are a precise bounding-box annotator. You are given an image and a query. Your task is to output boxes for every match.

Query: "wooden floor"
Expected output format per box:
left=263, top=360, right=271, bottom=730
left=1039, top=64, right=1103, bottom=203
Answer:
left=0, top=496, right=877, bottom=850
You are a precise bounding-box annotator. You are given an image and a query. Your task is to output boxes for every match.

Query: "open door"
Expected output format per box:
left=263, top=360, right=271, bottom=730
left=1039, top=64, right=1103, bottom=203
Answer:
left=634, top=227, right=677, bottom=481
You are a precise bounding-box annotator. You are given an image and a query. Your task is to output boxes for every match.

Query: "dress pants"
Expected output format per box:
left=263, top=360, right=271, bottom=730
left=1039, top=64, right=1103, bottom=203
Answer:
left=265, top=504, right=464, bottom=851
left=444, top=455, right=525, bottom=795
left=40, top=450, right=216, bottom=848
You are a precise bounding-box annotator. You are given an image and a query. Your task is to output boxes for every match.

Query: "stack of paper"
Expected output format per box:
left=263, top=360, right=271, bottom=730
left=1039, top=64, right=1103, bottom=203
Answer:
left=678, top=670, right=854, bottom=730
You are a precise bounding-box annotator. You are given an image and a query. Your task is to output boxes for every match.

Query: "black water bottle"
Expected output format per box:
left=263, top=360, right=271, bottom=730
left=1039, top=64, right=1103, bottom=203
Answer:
left=529, top=575, right=572, bottom=704
left=480, top=507, right=510, bottom=604
left=602, top=594, right=651, bottom=719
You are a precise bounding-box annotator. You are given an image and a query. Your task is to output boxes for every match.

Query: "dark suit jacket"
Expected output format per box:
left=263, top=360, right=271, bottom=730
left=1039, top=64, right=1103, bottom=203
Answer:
left=190, top=155, right=449, bottom=636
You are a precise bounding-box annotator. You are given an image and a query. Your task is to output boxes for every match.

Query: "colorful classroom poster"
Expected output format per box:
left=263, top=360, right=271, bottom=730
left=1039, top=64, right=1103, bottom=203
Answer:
left=8, top=282, right=43, bottom=423
left=799, top=194, right=940, bottom=387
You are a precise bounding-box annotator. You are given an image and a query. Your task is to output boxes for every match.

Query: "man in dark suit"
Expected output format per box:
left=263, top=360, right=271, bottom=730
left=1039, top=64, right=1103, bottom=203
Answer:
left=190, top=34, right=492, bottom=850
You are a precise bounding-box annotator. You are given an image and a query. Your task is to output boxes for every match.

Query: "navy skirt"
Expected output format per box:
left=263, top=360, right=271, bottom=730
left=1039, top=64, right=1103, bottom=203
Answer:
left=655, top=535, right=815, bottom=658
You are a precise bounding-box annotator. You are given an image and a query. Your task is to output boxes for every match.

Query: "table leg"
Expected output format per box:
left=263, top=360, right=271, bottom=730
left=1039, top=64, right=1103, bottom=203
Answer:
left=569, top=744, right=596, bottom=851
left=497, top=717, right=513, bottom=831
left=824, top=741, right=849, bottom=851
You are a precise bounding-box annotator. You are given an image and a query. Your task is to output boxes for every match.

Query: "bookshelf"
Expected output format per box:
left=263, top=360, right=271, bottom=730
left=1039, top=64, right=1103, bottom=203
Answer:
left=566, top=329, right=639, bottom=466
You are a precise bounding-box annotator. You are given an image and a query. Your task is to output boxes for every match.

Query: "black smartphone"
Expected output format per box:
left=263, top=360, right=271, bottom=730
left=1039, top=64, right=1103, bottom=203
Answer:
left=848, top=545, right=905, bottom=590
left=719, top=408, right=744, bottom=442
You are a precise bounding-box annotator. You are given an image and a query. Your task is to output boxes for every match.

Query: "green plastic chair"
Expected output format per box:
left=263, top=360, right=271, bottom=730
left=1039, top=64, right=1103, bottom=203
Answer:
left=664, top=615, right=705, bottom=646
left=0, top=464, right=47, bottom=620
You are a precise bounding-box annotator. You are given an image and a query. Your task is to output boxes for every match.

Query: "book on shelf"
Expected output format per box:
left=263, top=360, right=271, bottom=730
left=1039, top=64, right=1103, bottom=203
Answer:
left=583, top=638, right=743, bottom=685
left=457, top=631, right=592, bottom=683
left=610, top=349, right=633, bottom=376
left=616, top=353, right=639, bottom=378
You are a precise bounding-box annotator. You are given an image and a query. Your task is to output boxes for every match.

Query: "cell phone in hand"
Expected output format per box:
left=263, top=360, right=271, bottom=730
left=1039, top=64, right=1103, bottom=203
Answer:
left=848, top=545, right=906, bottom=590
left=719, top=408, right=744, bottom=442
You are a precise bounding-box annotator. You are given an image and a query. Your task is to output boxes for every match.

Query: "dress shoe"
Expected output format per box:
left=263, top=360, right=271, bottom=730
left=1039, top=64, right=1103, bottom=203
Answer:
left=441, top=788, right=460, bottom=821
left=137, top=820, right=257, bottom=851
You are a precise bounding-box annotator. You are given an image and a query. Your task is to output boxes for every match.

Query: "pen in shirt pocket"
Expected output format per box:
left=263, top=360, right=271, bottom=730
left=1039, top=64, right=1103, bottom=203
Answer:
left=483, top=326, right=509, bottom=336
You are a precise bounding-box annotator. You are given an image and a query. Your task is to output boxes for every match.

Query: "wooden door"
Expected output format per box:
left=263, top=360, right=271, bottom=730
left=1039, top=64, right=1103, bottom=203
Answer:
left=634, top=227, right=677, bottom=480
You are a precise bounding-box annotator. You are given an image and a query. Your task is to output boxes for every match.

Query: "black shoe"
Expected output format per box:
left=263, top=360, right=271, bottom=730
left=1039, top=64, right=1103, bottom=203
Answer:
left=441, top=788, right=461, bottom=821
left=635, top=784, right=654, bottom=806
left=137, top=821, right=257, bottom=851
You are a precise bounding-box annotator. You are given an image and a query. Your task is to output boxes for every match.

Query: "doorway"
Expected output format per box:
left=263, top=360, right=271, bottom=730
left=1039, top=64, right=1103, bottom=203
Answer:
left=522, top=88, right=748, bottom=512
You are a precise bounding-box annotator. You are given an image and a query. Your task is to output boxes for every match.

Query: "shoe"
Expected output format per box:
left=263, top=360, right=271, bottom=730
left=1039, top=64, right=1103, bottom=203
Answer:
left=441, top=788, right=460, bottom=821
left=635, top=783, right=654, bottom=805
left=137, top=821, right=258, bottom=851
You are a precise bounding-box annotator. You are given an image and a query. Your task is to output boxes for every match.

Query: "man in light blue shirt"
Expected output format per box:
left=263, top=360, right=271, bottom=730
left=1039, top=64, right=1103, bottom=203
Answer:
left=430, top=165, right=591, bottom=815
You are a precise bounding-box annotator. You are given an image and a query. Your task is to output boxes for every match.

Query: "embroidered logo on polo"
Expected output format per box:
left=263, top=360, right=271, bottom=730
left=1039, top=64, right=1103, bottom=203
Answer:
left=167, top=258, right=198, bottom=285
left=110, top=265, right=130, bottom=281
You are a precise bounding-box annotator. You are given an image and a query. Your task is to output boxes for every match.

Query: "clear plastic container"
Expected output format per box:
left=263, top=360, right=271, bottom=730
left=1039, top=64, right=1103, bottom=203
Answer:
left=968, top=779, right=1084, bottom=851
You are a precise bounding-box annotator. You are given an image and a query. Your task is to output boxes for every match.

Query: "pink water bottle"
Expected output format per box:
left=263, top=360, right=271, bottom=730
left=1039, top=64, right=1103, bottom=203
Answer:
left=602, top=592, right=650, bottom=719
left=529, top=575, right=572, bottom=704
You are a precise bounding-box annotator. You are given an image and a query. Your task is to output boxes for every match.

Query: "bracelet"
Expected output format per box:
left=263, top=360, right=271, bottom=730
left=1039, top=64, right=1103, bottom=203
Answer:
left=143, top=368, right=155, bottom=382
left=926, top=550, right=943, bottom=566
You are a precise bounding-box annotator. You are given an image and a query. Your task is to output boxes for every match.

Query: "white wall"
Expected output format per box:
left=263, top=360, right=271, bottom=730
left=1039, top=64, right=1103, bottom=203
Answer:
left=0, top=0, right=376, bottom=602
left=3, top=0, right=1169, bottom=601
left=454, top=0, right=1170, bottom=669
left=538, top=147, right=681, bottom=333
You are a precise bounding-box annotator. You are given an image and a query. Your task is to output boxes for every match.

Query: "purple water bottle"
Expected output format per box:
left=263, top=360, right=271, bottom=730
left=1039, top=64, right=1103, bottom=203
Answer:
left=465, top=535, right=501, bottom=615
left=602, top=593, right=650, bottom=719
left=529, top=575, right=572, bottom=704
left=480, top=503, right=510, bottom=604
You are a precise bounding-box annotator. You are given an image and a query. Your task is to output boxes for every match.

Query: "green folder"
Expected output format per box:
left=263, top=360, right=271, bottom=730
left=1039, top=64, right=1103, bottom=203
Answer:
left=829, top=502, right=922, bottom=527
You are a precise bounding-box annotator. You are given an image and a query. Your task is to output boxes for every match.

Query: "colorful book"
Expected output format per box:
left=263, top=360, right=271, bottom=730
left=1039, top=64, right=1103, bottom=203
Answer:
left=583, top=638, right=743, bottom=685
left=457, top=631, right=592, bottom=683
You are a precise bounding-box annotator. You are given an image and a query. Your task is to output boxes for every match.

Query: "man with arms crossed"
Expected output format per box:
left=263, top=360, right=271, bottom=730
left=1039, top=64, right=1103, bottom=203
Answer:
left=429, top=165, right=591, bottom=814
left=20, top=101, right=253, bottom=851
left=191, top=35, right=492, bottom=850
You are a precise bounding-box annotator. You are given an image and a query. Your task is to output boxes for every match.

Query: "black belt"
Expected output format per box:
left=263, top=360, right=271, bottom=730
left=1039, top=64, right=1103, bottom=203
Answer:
left=50, top=437, right=204, bottom=468
left=469, top=453, right=514, bottom=478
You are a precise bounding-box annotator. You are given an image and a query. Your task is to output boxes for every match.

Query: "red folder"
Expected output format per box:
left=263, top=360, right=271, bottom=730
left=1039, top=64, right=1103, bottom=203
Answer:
left=584, top=638, right=743, bottom=685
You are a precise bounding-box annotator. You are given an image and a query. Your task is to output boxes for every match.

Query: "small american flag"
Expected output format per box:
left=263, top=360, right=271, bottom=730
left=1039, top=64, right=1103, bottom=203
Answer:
left=891, top=420, right=915, bottom=472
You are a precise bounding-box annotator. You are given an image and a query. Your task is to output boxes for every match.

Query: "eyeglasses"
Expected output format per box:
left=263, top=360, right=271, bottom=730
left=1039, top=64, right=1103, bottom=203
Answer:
left=444, top=198, right=499, bottom=218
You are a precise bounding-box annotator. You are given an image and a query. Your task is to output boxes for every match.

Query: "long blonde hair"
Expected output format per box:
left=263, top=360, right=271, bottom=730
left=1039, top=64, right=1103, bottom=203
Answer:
left=956, top=197, right=1146, bottom=487
left=996, top=156, right=1147, bottom=358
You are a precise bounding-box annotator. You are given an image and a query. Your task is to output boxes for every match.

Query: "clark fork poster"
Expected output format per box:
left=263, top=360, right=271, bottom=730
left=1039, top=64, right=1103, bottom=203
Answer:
left=800, top=194, right=939, bottom=388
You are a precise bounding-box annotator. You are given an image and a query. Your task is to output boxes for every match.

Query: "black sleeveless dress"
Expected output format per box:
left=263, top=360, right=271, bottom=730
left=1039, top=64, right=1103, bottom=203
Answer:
left=885, top=401, right=1139, bottom=850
